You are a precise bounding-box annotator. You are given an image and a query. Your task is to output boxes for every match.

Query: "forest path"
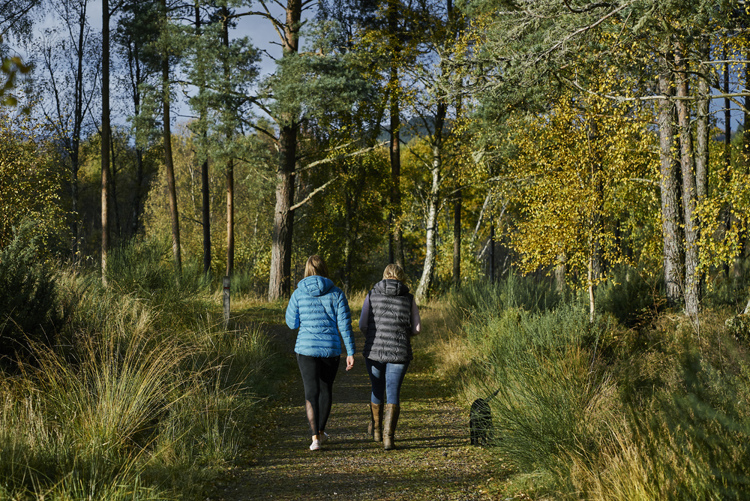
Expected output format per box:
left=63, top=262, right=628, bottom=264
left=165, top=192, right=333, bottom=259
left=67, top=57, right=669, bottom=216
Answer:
left=209, top=307, right=501, bottom=501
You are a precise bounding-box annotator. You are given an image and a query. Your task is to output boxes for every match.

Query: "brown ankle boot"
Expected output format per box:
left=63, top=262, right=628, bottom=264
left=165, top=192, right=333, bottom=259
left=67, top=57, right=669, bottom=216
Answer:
left=369, top=403, right=383, bottom=442
left=383, top=404, right=400, bottom=450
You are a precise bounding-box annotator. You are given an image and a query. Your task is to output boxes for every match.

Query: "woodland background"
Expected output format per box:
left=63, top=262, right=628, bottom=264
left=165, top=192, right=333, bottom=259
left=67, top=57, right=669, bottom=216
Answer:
left=0, top=0, right=749, bottom=311
left=2, top=0, right=750, bottom=499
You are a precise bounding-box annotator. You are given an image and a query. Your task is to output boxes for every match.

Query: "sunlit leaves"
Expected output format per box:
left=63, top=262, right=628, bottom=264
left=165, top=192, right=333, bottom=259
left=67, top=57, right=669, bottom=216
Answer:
left=503, top=75, right=658, bottom=287
left=0, top=112, right=68, bottom=252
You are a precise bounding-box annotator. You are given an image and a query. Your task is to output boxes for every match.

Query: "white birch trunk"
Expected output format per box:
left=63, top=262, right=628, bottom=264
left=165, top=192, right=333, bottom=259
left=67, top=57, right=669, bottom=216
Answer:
left=415, top=149, right=441, bottom=302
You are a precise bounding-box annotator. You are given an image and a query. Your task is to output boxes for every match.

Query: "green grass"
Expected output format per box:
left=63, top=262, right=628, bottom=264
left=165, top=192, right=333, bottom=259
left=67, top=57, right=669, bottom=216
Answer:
left=0, top=242, right=288, bottom=501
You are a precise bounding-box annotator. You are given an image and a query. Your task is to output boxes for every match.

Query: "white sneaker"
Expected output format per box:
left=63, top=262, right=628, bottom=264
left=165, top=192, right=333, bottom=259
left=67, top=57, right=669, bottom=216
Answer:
left=319, top=432, right=329, bottom=445
left=309, top=439, right=321, bottom=451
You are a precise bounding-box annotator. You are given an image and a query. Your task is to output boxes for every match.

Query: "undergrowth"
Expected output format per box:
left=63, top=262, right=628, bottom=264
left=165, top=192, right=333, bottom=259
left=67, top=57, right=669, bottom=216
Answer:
left=0, top=240, right=284, bottom=500
left=448, top=271, right=750, bottom=500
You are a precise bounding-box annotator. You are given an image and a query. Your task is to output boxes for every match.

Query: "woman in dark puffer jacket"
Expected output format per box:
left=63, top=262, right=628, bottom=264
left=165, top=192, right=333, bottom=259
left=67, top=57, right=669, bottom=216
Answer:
left=360, top=263, right=421, bottom=450
left=286, top=255, right=356, bottom=451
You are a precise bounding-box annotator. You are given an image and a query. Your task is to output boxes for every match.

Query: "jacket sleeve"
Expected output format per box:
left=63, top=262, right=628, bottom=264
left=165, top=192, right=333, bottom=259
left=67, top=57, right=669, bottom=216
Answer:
left=336, top=291, right=356, bottom=356
left=411, top=298, right=421, bottom=335
left=359, top=293, right=370, bottom=332
left=285, top=291, right=300, bottom=329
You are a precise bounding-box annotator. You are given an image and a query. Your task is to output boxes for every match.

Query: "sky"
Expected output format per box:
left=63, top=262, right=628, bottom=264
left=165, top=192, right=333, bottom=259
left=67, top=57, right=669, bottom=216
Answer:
left=26, top=0, right=297, bottom=125
left=17, top=1, right=748, bottom=133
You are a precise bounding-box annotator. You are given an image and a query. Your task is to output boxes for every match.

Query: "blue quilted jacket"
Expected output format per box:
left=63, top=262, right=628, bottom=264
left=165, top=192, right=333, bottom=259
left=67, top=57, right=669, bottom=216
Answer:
left=285, top=275, right=356, bottom=358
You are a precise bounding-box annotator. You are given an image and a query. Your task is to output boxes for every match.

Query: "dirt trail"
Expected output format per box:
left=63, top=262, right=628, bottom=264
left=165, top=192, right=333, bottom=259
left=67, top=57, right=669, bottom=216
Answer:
left=211, top=322, right=499, bottom=501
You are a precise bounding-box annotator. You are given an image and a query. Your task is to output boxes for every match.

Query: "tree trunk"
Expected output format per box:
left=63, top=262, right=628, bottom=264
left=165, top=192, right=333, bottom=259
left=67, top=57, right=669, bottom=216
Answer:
left=72, top=0, right=87, bottom=262
left=415, top=153, right=440, bottom=301
left=131, top=148, right=144, bottom=235
left=555, top=253, right=566, bottom=293
left=388, top=0, right=404, bottom=269
left=268, top=123, right=297, bottom=300
left=657, top=52, right=683, bottom=305
left=201, top=157, right=210, bottom=275
left=195, top=3, right=211, bottom=276
left=110, top=132, right=121, bottom=238
left=453, top=188, right=461, bottom=288
left=416, top=102, right=445, bottom=302
left=344, top=192, right=352, bottom=292
left=268, top=0, right=302, bottom=301
left=587, top=118, right=602, bottom=283
left=588, top=254, right=596, bottom=323
left=675, top=41, right=699, bottom=316
left=222, top=8, right=234, bottom=278
left=127, top=14, right=145, bottom=239
left=101, top=0, right=111, bottom=284
left=162, top=0, right=182, bottom=273
left=695, top=40, right=710, bottom=299
left=226, top=158, right=234, bottom=277
left=489, top=221, right=495, bottom=283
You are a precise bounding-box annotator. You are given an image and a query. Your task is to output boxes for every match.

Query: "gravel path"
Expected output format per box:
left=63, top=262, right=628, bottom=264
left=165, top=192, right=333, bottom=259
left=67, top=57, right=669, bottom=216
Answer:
left=211, top=318, right=500, bottom=501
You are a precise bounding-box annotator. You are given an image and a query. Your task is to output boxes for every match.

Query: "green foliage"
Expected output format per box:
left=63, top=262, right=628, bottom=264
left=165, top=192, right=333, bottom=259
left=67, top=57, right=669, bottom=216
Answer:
left=297, top=147, right=390, bottom=290
left=0, top=111, right=68, bottom=251
left=140, top=128, right=274, bottom=283
left=446, top=272, right=561, bottom=321
left=267, top=31, right=375, bottom=125
left=0, top=222, right=62, bottom=363
left=596, top=266, right=665, bottom=328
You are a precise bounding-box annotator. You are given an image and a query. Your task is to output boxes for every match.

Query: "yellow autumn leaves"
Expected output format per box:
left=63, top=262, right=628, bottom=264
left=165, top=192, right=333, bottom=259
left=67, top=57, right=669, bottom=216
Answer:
left=501, top=71, right=658, bottom=287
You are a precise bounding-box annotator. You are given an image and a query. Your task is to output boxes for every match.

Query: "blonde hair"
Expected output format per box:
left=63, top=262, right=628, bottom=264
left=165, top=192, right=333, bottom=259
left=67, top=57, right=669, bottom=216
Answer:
left=304, top=255, right=329, bottom=278
left=382, top=263, right=405, bottom=282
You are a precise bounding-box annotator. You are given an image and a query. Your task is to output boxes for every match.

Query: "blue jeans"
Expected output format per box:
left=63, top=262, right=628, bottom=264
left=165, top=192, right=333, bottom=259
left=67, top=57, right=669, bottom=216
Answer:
left=365, top=358, right=410, bottom=405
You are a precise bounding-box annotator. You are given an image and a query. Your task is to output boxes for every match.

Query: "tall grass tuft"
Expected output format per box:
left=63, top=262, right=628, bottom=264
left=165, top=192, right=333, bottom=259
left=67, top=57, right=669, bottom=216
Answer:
left=446, top=273, right=560, bottom=321
left=106, top=238, right=210, bottom=313
left=466, top=305, right=617, bottom=491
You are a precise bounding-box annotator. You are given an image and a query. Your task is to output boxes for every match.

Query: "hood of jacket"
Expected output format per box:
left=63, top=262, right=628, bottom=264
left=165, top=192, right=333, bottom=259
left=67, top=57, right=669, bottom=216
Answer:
left=373, top=278, right=409, bottom=297
left=297, top=275, right=335, bottom=297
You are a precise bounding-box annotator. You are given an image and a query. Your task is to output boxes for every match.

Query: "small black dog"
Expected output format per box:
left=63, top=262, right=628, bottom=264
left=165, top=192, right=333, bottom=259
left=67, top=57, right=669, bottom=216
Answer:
left=470, top=388, right=500, bottom=446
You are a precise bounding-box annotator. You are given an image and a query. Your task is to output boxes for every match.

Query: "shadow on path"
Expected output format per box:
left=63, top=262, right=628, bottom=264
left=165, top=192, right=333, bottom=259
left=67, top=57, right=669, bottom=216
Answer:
left=211, top=324, right=498, bottom=500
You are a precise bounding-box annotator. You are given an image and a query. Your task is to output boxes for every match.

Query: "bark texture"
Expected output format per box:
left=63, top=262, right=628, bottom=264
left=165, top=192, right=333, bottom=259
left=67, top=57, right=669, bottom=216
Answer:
left=657, top=53, right=683, bottom=305
left=268, top=0, right=302, bottom=300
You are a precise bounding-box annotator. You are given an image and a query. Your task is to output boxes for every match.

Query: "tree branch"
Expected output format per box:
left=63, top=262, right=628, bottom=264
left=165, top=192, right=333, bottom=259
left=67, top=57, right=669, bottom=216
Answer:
left=290, top=176, right=340, bottom=211
left=534, top=2, right=631, bottom=66
left=562, top=0, right=615, bottom=14
left=294, top=141, right=388, bottom=175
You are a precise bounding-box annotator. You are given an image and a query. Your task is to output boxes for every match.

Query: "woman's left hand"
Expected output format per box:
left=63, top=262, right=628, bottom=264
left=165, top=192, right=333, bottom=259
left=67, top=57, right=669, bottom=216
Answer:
left=345, top=356, right=354, bottom=371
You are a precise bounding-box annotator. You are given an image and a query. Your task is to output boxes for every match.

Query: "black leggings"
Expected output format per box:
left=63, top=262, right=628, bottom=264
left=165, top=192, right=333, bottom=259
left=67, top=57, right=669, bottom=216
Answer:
left=296, top=354, right=340, bottom=436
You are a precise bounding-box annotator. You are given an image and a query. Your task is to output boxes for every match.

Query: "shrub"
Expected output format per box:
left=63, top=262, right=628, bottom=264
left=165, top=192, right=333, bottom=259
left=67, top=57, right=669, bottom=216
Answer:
left=596, top=265, right=665, bottom=328
left=0, top=222, right=62, bottom=363
left=0, top=265, right=282, bottom=500
left=105, top=238, right=210, bottom=314
left=463, top=305, right=618, bottom=491
left=447, top=273, right=560, bottom=321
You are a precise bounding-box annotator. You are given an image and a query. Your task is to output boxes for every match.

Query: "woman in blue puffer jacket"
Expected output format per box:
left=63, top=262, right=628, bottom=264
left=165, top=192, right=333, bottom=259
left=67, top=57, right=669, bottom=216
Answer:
left=285, top=255, right=356, bottom=451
